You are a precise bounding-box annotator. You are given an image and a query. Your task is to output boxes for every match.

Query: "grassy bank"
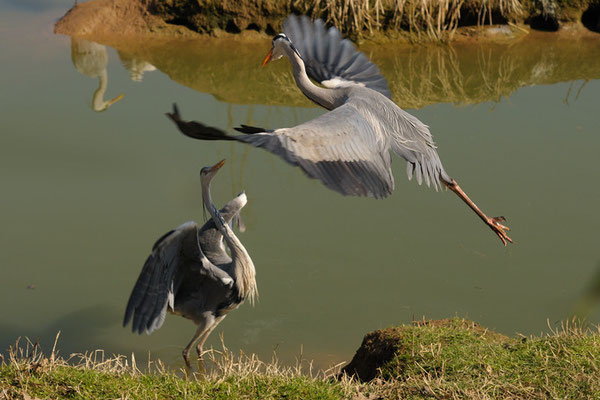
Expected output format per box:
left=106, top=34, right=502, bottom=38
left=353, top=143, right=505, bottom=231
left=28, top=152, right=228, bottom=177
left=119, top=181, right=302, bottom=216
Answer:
left=2, top=319, right=599, bottom=399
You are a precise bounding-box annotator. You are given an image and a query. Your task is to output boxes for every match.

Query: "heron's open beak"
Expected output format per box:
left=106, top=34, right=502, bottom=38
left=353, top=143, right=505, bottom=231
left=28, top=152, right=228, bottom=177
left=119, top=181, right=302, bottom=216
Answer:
left=209, top=159, right=226, bottom=173
left=261, top=49, right=273, bottom=67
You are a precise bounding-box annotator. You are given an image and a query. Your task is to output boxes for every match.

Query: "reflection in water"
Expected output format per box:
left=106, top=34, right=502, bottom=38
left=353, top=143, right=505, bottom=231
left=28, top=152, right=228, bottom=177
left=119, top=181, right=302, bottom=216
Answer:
left=0, top=305, right=120, bottom=362
left=118, top=50, right=156, bottom=82
left=70, top=37, right=124, bottom=111
left=375, top=36, right=600, bottom=108
left=562, top=80, right=589, bottom=105
left=75, top=32, right=600, bottom=108
left=573, top=261, right=600, bottom=324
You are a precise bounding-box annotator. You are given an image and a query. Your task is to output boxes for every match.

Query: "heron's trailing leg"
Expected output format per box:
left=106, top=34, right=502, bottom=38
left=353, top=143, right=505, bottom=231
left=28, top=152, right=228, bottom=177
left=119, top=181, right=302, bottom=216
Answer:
left=442, top=178, right=513, bottom=246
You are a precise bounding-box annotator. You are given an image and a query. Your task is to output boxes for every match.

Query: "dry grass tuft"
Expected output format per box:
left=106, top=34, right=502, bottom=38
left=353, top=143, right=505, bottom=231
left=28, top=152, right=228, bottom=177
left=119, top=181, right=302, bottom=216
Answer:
left=0, top=333, right=350, bottom=400
left=293, top=0, right=526, bottom=40
left=200, top=336, right=346, bottom=382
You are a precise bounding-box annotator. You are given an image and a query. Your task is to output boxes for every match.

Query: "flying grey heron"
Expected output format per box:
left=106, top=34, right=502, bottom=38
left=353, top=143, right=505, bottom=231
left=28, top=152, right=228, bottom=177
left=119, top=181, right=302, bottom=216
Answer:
left=167, top=15, right=512, bottom=246
left=123, top=160, right=257, bottom=369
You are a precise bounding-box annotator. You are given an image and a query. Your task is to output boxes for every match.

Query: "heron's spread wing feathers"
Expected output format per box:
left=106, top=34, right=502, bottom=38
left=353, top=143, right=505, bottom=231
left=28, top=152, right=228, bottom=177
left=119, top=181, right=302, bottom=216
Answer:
left=380, top=101, right=450, bottom=190
left=167, top=103, right=448, bottom=198
left=123, top=221, right=234, bottom=335
left=284, top=15, right=392, bottom=99
left=237, top=102, right=394, bottom=198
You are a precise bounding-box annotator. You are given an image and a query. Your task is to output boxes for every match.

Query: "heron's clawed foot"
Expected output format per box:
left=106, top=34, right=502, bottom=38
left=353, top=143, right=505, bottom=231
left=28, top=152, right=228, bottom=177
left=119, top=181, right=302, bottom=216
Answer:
left=487, top=216, right=512, bottom=246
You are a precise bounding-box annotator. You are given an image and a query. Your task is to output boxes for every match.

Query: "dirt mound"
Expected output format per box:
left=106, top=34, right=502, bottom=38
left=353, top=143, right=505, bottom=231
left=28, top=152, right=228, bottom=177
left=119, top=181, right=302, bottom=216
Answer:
left=341, top=319, right=509, bottom=382
left=54, top=0, right=195, bottom=39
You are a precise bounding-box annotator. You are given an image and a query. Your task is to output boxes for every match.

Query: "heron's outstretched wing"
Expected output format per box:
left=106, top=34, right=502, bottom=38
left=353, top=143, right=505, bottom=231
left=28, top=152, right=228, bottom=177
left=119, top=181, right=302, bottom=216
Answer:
left=283, top=15, right=392, bottom=99
left=198, top=192, right=247, bottom=265
left=240, top=104, right=393, bottom=198
left=123, top=221, right=234, bottom=335
left=344, top=93, right=450, bottom=191
left=168, top=103, right=392, bottom=198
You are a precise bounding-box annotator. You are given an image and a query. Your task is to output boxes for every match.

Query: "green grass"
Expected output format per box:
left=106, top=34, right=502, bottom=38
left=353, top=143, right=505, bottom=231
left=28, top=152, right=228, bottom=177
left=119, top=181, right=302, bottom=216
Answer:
left=2, top=319, right=599, bottom=399
left=1, top=369, right=343, bottom=399
left=369, top=319, right=600, bottom=399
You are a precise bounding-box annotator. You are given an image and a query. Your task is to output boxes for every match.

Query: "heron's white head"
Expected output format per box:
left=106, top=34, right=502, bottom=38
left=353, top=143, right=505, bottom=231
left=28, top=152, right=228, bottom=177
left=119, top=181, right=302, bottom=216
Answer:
left=261, top=33, right=301, bottom=67
left=200, top=159, right=225, bottom=186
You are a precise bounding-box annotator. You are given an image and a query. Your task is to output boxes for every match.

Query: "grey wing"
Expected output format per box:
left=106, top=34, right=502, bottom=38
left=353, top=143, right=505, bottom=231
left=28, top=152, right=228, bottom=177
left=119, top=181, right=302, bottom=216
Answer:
left=383, top=103, right=451, bottom=191
left=123, top=221, right=234, bottom=334
left=198, top=191, right=248, bottom=264
left=283, top=15, right=392, bottom=99
left=237, top=102, right=394, bottom=199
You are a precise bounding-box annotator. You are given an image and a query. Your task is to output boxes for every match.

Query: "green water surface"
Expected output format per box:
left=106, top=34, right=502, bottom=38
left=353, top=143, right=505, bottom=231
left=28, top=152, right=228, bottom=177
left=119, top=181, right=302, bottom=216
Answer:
left=1, top=0, right=599, bottom=371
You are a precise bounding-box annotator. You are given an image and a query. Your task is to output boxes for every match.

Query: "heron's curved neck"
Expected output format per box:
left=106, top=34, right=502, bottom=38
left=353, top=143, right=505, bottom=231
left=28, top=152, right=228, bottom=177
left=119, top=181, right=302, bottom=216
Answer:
left=92, top=69, right=108, bottom=111
left=202, top=181, right=257, bottom=303
left=284, top=46, right=340, bottom=110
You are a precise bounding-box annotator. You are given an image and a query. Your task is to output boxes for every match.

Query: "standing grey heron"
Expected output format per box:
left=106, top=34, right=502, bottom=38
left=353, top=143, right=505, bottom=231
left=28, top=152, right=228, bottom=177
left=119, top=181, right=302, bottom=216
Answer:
left=167, top=15, right=512, bottom=246
left=123, top=160, right=257, bottom=369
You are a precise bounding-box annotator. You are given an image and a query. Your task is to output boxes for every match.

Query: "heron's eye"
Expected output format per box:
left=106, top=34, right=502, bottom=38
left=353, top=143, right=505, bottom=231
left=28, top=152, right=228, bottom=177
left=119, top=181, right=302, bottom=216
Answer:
left=272, top=33, right=287, bottom=44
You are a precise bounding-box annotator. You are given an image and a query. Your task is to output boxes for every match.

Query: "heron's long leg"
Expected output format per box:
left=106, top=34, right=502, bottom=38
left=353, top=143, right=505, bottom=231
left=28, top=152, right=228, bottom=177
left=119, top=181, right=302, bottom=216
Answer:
left=442, top=178, right=513, bottom=246
left=183, top=325, right=209, bottom=370
left=196, top=316, right=226, bottom=359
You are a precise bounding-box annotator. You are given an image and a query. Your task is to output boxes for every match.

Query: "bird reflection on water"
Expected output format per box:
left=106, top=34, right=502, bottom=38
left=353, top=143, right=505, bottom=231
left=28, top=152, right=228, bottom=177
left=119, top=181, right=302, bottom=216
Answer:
left=572, top=261, right=600, bottom=324
left=118, top=50, right=157, bottom=82
left=70, top=37, right=124, bottom=112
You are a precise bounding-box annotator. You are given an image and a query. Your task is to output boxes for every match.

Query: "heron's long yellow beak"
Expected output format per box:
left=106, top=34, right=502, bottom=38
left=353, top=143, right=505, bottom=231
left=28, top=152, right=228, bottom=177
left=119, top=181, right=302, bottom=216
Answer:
left=107, top=93, right=125, bottom=106
left=210, top=159, right=226, bottom=173
left=261, top=49, right=273, bottom=67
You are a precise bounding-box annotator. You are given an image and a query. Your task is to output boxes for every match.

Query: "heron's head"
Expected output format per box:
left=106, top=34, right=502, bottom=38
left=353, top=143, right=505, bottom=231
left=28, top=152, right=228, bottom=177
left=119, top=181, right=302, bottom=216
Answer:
left=262, top=33, right=301, bottom=67
left=200, top=159, right=225, bottom=185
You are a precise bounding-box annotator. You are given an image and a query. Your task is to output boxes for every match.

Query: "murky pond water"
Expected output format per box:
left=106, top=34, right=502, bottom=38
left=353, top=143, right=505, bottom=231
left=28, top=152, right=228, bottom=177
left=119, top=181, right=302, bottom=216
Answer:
left=2, top=1, right=600, bottom=371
